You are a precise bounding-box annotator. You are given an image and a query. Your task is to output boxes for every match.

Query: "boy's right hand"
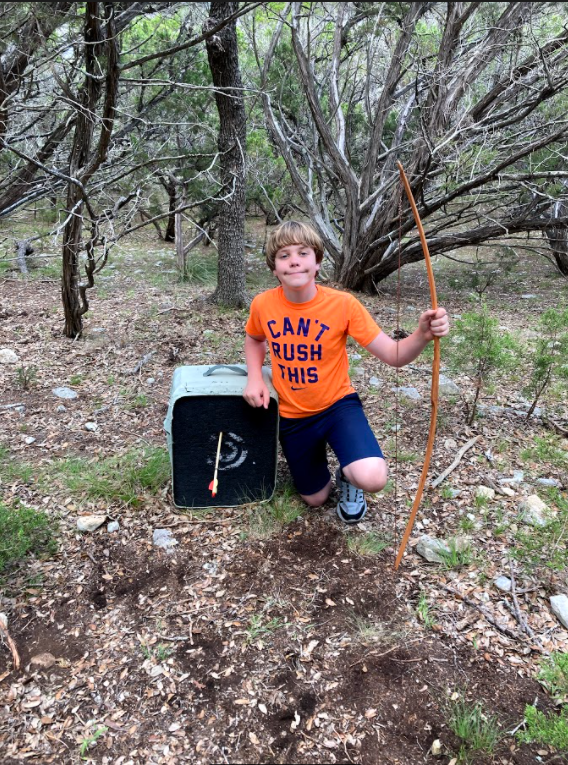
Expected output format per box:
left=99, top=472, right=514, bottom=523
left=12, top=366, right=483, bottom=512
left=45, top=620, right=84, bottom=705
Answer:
left=243, top=380, right=270, bottom=409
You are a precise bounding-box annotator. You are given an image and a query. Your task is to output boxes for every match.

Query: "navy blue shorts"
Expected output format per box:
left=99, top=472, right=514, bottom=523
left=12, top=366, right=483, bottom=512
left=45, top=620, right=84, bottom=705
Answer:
left=279, top=393, right=384, bottom=496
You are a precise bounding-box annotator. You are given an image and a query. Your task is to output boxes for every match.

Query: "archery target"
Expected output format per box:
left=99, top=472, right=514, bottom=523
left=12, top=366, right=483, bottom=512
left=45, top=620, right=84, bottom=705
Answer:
left=170, top=394, right=277, bottom=507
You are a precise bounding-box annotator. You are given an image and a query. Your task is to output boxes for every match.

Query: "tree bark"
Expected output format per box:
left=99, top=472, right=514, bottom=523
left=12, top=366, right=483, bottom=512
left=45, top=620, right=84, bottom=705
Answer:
left=62, top=1, right=119, bottom=338
left=205, top=1, right=247, bottom=307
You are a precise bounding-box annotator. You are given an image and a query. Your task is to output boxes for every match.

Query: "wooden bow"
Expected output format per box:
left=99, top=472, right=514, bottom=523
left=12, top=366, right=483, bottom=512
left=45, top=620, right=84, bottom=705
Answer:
left=394, top=161, right=440, bottom=570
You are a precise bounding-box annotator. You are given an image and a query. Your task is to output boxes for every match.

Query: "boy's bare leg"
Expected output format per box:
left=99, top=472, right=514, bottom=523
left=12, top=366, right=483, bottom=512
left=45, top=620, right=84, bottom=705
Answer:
left=300, top=479, right=332, bottom=507
left=342, top=457, right=388, bottom=493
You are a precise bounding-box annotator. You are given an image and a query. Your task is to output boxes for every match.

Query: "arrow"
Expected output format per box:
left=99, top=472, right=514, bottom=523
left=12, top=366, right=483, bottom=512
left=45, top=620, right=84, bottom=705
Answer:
left=209, top=431, right=223, bottom=497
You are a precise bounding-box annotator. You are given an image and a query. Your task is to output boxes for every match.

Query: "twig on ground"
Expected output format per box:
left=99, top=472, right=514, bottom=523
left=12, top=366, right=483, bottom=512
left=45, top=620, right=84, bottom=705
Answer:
left=542, top=416, right=568, bottom=438
left=0, top=617, right=21, bottom=670
left=441, top=584, right=521, bottom=641
left=127, top=351, right=156, bottom=375
left=431, top=436, right=481, bottom=488
left=508, top=558, right=539, bottom=643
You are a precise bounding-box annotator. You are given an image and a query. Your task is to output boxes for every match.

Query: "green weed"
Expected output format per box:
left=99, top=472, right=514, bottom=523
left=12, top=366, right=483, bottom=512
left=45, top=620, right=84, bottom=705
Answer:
left=446, top=697, right=502, bottom=763
left=516, top=704, right=568, bottom=751
left=0, top=446, right=34, bottom=483
left=180, top=253, right=218, bottom=285
left=521, top=434, right=568, bottom=468
left=417, top=592, right=436, bottom=629
left=79, top=724, right=108, bottom=759
left=245, top=614, right=283, bottom=644
left=347, top=532, right=389, bottom=557
left=246, top=483, right=303, bottom=538
left=15, top=365, right=37, bottom=390
left=52, top=446, right=170, bottom=506
left=0, top=501, right=57, bottom=574
left=538, top=652, right=568, bottom=700
left=438, top=539, right=473, bottom=570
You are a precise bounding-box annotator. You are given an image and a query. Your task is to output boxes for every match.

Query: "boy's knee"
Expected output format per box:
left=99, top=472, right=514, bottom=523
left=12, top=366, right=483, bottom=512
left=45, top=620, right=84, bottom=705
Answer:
left=343, top=458, right=388, bottom=494
left=301, top=480, right=332, bottom=507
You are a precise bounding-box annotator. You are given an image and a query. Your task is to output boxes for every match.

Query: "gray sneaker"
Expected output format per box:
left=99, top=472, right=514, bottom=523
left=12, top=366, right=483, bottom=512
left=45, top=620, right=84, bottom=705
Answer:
left=336, top=468, right=367, bottom=524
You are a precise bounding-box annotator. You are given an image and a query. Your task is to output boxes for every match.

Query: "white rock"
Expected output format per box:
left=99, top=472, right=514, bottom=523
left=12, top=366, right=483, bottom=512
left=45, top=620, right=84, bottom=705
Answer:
left=107, top=521, right=119, bottom=533
left=77, top=514, right=107, bottom=532
left=392, top=386, right=421, bottom=401
left=23, top=436, right=36, bottom=445
left=499, top=471, right=524, bottom=485
left=369, top=376, right=383, bottom=387
left=146, top=377, right=155, bottom=385
left=500, top=487, right=516, bottom=497
left=53, top=387, right=78, bottom=400
left=153, top=528, right=178, bottom=549
left=494, top=576, right=512, bottom=592
left=519, top=495, right=549, bottom=527
left=439, top=374, right=460, bottom=396
left=84, top=421, right=98, bottom=432
left=476, top=486, right=495, bottom=501
left=0, top=348, right=19, bottom=364
left=536, top=478, right=561, bottom=488
left=550, top=595, right=568, bottom=629
left=416, top=535, right=450, bottom=563
left=56, top=405, right=67, bottom=413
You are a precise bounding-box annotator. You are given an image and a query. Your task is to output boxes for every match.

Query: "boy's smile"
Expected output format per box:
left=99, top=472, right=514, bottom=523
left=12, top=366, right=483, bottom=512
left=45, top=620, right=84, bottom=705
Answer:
left=273, top=243, right=320, bottom=302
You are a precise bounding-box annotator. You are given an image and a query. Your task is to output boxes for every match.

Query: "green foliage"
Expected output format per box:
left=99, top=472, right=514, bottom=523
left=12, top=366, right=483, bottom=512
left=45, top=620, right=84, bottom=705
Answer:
left=513, top=489, right=568, bottom=572
left=180, top=253, right=218, bottom=285
left=53, top=447, right=170, bottom=506
left=0, top=445, right=34, bottom=484
left=447, top=304, right=519, bottom=424
left=446, top=697, right=502, bottom=763
left=438, top=539, right=473, bottom=570
left=79, top=725, right=108, bottom=759
left=516, top=704, right=568, bottom=751
left=16, top=366, right=37, bottom=391
left=0, top=501, right=57, bottom=574
left=245, top=614, right=283, bottom=644
left=141, top=642, right=173, bottom=662
left=521, top=434, right=568, bottom=468
left=538, top=652, right=568, bottom=700
left=416, top=592, right=436, bottom=629
left=346, top=532, right=389, bottom=557
left=524, top=307, right=568, bottom=417
left=246, top=482, right=303, bottom=538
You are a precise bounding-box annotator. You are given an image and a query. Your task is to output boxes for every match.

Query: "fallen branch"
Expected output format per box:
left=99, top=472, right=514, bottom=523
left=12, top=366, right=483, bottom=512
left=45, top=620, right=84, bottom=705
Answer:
left=127, top=351, right=156, bottom=376
left=542, top=416, right=568, bottom=438
left=0, top=402, right=24, bottom=410
left=431, top=435, right=481, bottom=489
left=508, top=558, right=539, bottom=643
left=0, top=617, right=21, bottom=670
left=441, top=584, right=521, bottom=642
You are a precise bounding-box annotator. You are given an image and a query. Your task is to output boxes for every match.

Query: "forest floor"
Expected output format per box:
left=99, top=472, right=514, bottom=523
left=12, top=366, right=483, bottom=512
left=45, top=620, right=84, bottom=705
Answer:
left=0, top=220, right=567, bottom=765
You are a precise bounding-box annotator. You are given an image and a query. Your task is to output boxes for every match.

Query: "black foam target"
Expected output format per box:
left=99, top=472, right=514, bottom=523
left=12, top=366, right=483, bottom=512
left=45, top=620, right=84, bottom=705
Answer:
left=170, top=394, right=278, bottom=507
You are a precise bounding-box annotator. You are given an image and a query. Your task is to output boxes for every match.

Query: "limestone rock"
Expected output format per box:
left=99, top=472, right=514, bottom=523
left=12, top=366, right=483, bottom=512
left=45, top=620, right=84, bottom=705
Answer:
left=476, top=486, right=495, bottom=501
left=439, top=374, right=460, bottom=396
left=416, top=535, right=450, bottom=563
left=53, top=387, right=78, bottom=400
left=550, top=595, right=568, bottom=629
left=519, top=495, right=549, bottom=527
left=153, top=528, right=178, bottom=549
left=0, top=348, right=19, bottom=364
left=494, top=576, right=512, bottom=592
left=84, top=421, right=98, bottom=432
left=392, top=386, right=421, bottom=401
left=77, top=514, right=107, bottom=532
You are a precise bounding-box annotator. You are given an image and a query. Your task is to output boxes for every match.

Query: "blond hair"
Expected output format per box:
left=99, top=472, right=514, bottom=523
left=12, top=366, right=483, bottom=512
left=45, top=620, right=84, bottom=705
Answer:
left=265, top=221, right=324, bottom=271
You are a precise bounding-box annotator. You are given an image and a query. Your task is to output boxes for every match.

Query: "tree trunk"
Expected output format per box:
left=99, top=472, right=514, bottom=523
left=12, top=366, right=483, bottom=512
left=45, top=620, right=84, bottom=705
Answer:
left=205, top=1, right=247, bottom=307
left=545, top=198, right=568, bottom=276
left=61, top=1, right=119, bottom=338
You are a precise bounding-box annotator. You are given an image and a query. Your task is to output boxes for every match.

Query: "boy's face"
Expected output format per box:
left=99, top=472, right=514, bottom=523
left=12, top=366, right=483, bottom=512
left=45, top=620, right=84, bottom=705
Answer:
left=272, top=242, right=320, bottom=294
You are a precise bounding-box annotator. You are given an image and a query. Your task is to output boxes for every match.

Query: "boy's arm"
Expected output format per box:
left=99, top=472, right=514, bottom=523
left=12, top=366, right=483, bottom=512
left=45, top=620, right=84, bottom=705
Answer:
left=243, top=333, right=270, bottom=409
left=365, top=308, right=449, bottom=368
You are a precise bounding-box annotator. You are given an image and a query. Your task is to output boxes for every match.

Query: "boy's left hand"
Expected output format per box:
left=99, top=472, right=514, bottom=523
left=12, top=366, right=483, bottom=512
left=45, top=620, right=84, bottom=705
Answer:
left=418, top=307, right=449, bottom=341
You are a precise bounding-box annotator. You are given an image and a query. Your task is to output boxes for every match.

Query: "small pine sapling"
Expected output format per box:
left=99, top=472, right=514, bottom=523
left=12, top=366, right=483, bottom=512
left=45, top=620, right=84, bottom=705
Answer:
left=524, top=307, right=568, bottom=420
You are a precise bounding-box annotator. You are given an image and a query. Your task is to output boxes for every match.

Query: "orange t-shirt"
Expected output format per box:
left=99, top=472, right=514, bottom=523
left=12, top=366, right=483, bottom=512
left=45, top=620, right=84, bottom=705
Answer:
left=246, top=285, right=381, bottom=418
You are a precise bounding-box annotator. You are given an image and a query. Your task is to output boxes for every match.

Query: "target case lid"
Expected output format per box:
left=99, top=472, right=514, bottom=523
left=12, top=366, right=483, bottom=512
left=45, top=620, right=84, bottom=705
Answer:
left=164, top=365, right=279, bottom=509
